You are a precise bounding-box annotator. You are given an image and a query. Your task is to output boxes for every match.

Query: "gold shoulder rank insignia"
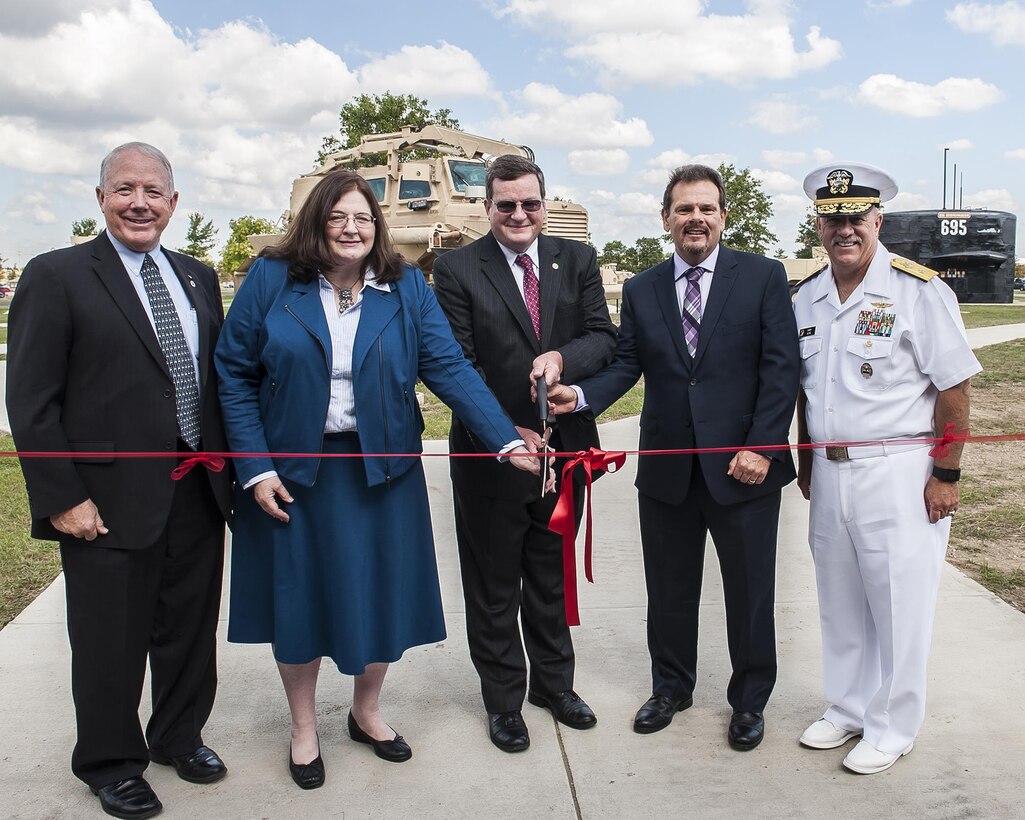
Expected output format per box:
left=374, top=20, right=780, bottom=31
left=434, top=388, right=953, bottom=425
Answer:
left=789, top=262, right=828, bottom=295
left=892, top=256, right=938, bottom=281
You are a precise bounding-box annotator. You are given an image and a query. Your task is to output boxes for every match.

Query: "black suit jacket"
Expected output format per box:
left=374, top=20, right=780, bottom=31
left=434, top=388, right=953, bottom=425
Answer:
left=433, top=232, right=617, bottom=500
left=579, top=246, right=799, bottom=507
left=6, top=231, right=231, bottom=547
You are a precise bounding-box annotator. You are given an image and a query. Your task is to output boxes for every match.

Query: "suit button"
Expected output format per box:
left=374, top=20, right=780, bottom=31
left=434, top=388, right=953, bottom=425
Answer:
left=163, top=389, right=172, bottom=398
left=689, top=378, right=698, bottom=386
left=164, top=441, right=174, bottom=450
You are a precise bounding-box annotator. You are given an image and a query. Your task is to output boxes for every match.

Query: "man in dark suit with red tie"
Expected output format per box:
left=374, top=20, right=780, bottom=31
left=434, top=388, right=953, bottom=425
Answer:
left=6, top=143, right=231, bottom=819
left=432, top=155, right=617, bottom=752
left=547, top=165, right=800, bottom=750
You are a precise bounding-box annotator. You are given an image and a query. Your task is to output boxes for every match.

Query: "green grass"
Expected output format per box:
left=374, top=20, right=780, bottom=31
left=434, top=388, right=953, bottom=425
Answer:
left=976, top=563, right=1025, bottom=594
left=0, top=435, right=61, bottom=628
left=959, top=303, right=1025, bottom=329
left=970, top=338, right=1025, bottom=388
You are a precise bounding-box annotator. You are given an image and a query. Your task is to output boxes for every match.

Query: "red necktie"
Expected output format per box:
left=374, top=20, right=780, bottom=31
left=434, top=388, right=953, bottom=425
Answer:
left=515, top=253, right=541, bottom=341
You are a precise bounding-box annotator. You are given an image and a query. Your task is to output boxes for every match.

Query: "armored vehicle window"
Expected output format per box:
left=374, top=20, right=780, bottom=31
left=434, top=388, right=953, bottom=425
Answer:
left=398, top=179, right=431, bottom=200
left=365, top=177, right=386, bottom=202
left=448, top=161, right=488, bottom=193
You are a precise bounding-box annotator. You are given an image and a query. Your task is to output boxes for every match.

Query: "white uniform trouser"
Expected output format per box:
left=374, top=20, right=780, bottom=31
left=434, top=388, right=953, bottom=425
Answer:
left=809, top=445, right=949, bottom=754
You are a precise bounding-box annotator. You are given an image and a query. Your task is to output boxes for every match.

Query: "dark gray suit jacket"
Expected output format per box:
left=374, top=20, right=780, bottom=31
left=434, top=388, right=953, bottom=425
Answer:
left=433, top=232, right=617, bottom=500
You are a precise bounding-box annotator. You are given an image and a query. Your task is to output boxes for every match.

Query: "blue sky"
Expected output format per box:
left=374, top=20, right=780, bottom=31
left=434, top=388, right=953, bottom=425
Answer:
left=1, top=0, right=1023, bottom=266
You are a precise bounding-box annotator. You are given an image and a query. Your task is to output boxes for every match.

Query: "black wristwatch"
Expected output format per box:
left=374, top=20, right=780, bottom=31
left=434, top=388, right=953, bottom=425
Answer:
left=932, top=466, right=961, bottom=483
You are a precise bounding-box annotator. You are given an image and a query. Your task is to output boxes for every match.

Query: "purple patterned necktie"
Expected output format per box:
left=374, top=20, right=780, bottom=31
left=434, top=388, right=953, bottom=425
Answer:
left=681, top=266, right=703, bottom=358
left=515, top=253, right=541, bottom=341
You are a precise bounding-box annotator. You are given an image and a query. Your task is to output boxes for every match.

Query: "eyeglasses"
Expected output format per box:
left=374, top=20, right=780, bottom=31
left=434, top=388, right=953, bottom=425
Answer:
left=491, top=199, right=544, bottom=214
left=105, top=185, right=171, bottom=203
left=327, top=212, right=376, bottom=228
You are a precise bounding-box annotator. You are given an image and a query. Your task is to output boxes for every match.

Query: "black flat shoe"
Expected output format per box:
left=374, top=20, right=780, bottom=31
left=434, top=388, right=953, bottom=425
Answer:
left=633, top=693, right=694, bottom=734
left=347, top=710, right=412, bottom=762
left=149, top=745, right=227, bottom=784
left=289, top=742, right=325, bottom=790
left=90, top=777, right=162, bottom=819
left=527, top=689, right=597, bottom=729
left=488, top=710, right=530, bottom=752
left=728, top=711, right=765, bottom=750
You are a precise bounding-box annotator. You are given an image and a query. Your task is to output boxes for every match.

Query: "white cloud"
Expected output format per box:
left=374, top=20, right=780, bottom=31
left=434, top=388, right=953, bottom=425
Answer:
left=749, top=100, right=817, bottom=134
left=495, top=0, right=842, bottom=86
left=1004, top=148, right=1025, bottom=160
left=0, top=0, right=127, bottom=37
left=868, top=0, right=914, bottom=8
left=947, top=2, right=1025, bottom=46
left=358, top=42, right=491, bottom=97
left=485, top=83, right=653, bottom=148
left=812, top=148, right=835, bottom=163
left=856, top=74, right=1003, bottom=117
left=19, top=192, right=59, bottom=225
left=762, top=150, right=806, bottom=168
left=567, top=149, right=631, bottom=175
left=890, top=192, right=933, bottom=211
left=963, top=188, right=1016, bottom=210
left=636, top=149, right=736, bottom=187
left=586, top=189, right=667, bottom=250
left=752, top=169, right=801, bottom=195
left=943, top=138, right=974, bottom=150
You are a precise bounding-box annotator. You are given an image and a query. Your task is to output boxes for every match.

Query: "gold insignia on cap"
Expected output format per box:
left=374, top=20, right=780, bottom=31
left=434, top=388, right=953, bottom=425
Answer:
left=827, top=169, right=853, bottom=195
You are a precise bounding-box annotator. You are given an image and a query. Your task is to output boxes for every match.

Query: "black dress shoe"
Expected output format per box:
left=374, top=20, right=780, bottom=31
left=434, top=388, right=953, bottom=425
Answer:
left=527, top=689, right=597, bottom=729
left=90, top=777, right=162, bottom=820
left=149, top=745, right=227, bottom=784
left=633, top=693, right=694, bottom=734
left=289, top=743, right=325, bottom=790
left=728, top=711, right=765, bottom=750
left=347, top=710, right=412, bottom=762
left=488, top=710, right=530, bottom=752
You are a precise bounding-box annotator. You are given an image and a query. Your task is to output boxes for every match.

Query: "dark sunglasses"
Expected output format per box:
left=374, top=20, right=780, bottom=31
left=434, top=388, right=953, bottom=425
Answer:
left=492, top=199, right=544, bottom=214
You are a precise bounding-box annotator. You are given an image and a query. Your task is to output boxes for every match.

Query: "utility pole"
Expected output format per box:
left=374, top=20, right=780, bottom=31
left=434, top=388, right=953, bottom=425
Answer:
left=942, top=147, right=949, bottom=208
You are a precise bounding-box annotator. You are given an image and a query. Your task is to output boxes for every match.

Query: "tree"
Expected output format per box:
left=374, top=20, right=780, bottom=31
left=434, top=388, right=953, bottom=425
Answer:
left=634, top=236, right=668, bottom=271
left=219, top=216, right=280, bottom=279
left=598, top=237, right=668, bottom=274
left=177, top=212, right=218, bottom=267
left=718, top=163, right=777, bottom=256
left=794, top=211, right=820, bottom=259
left=72, top=217, right=98, bottom=237
left=317, top=92, right=460, bottom=166
left=597, top=240, right=632, bottom=270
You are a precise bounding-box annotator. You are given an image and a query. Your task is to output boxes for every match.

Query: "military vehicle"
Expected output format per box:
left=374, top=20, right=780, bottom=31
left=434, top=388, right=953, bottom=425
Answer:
left=879, top=209, right=1017, bottom=303
left=243, top=125, right=588, bottom=284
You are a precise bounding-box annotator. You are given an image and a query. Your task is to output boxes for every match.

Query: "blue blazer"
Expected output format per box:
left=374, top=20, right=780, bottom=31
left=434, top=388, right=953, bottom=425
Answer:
left=215, top=257, right=519, bottom=488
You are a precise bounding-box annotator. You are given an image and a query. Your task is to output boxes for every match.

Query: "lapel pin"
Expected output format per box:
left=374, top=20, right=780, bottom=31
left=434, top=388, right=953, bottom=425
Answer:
left=551, top=263, right=559, bottom=269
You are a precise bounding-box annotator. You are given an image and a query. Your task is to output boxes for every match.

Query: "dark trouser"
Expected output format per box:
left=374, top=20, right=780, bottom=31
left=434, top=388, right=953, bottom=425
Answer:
left=638, top=460, right=780, bottom=713
left=60, top=468, right=224, bottom=789
left=453, top=483, right=584, bottom=714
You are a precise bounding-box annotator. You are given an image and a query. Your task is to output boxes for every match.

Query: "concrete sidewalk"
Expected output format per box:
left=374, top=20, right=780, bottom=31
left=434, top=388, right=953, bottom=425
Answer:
left=2, top=409, right=1025, bottom=819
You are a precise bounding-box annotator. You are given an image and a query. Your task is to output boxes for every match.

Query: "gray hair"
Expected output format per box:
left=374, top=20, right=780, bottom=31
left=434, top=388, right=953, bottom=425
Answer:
left=662, top=164, right=726, bottom=213
left=485, top=155, right=546, bottom=201
left=99, top=142, right=175, bottom=192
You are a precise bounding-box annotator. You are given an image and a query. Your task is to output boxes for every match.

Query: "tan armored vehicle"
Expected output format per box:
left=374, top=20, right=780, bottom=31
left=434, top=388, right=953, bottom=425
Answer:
left=244, top=124, right=588, bottom=283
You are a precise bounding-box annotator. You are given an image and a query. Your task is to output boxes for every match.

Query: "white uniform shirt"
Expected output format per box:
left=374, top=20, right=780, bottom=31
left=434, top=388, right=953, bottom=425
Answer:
left=793, top=242, right=981, bottom=445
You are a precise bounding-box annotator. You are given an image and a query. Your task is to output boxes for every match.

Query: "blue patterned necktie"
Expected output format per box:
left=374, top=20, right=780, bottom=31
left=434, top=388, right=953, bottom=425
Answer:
left=681, top=266, right=704, bottom=358
left=139, top=254, right=201, bottom=449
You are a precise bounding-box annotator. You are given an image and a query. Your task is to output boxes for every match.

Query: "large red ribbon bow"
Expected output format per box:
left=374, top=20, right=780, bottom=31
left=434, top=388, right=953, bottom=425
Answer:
left=170, top=454, right=227, bottom=480
left=548, top=447, right=627, bottom=626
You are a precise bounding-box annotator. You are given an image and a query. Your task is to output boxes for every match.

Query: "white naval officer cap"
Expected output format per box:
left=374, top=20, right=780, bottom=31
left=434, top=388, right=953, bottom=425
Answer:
left=802, top=162, right=898, bottom=216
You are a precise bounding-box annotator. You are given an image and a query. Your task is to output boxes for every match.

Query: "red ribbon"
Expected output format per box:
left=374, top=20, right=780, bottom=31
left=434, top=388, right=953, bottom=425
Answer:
left=929, top=422, right=970, bottom=459
left=548, top=447, right=627, bottom=627
left=170, top=454, right=227, bottom=480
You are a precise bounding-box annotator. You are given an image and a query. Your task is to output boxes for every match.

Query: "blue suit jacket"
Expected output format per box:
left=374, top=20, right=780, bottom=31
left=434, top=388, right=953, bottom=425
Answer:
left=215, top=257, right=518, bottom=487
left=579, top=246, right=800, bottom=506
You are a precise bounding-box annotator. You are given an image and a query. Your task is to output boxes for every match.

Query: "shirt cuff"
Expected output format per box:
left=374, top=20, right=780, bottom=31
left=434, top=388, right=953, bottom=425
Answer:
left=497, top=439, right=526, bottom=462
left=242, top=470, right=278, bottom=490
left=571, top=385, right=588, bottom=412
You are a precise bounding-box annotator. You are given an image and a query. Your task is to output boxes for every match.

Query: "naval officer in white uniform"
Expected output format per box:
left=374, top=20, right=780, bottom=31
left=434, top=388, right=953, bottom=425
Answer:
left=792, top=163, right=981, bottom=775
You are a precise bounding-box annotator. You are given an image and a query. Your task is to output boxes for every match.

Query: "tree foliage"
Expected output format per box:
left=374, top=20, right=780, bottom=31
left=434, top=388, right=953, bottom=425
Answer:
left=317, top=92, right=460, bottom=167
left=219, top=216, right=280, bottom=278
left=71, top=217, right=98, bottom=237
left=718, top=163, right=777, bottom=256
left=794, top=210, right=820, bottom=259
left=597, top=236, right=669, bottom=273
left=177, top=212, right=218, bottom=267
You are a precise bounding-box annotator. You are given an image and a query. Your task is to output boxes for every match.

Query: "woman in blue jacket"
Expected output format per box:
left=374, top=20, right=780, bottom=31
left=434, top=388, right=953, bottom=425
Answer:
left=216, top=171, right=537, bottom=789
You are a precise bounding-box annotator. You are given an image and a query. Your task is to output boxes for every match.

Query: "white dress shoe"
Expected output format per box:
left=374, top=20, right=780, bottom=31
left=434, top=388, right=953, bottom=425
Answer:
left=842, top=739, right=913, bottom=774
left=799, top=718, right=861, bottom=749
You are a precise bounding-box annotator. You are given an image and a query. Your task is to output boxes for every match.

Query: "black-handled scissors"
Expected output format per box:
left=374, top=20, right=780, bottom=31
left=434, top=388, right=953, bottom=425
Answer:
left=535, top=376, right=552, bottom=494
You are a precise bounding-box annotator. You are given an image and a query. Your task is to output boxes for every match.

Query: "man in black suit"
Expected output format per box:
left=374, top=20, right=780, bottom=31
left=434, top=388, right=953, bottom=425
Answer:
left=547, top=165, right=799, bottom=750
left=433, top=155, right=617, bottom=752
left=6, top=143, right=231, bottom=819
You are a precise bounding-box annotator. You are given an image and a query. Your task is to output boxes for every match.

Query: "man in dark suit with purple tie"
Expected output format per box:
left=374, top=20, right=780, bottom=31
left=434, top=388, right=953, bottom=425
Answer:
left=547, top=165, right=800, bottom=750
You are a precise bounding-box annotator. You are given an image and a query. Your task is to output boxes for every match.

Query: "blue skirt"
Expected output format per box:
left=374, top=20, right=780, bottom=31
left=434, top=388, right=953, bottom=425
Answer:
left=227, top=434, right=446, bottom=672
